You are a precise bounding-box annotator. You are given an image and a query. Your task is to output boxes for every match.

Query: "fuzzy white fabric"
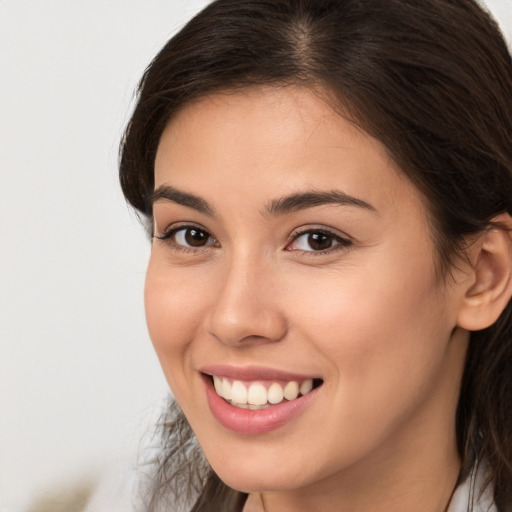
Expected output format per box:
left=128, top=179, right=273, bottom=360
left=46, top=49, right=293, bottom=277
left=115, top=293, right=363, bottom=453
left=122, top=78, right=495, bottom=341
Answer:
left=447, top=465, right=497, bottom=512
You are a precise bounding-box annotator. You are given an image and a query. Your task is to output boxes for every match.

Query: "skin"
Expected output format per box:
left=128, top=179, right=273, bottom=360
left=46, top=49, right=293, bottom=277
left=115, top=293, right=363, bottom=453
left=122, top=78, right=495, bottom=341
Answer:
left=146, top=86, right=474, bottom=512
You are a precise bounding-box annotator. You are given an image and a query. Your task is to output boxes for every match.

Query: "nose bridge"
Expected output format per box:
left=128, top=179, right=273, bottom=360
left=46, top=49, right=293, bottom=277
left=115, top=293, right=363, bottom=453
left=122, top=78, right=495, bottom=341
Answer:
left=206, top=249, right=287, bottom=346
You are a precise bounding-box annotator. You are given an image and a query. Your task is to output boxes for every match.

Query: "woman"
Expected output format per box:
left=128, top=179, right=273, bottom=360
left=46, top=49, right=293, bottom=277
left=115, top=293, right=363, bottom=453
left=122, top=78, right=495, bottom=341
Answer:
left=119, top=0, right=512, bottom=511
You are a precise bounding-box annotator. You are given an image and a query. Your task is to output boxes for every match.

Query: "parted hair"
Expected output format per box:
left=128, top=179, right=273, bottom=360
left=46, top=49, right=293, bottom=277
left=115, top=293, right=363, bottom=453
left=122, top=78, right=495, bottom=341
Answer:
left=119, top=1, right=512, bottom=510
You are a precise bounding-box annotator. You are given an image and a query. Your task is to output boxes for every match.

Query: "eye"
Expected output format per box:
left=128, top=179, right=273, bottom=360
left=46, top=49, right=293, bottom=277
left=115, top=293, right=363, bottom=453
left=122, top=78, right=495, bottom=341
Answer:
left=155, top=225, right=217, bottom=249
left=175, top=227, right=213, bottom=247
left=287, top=229, right=351, bottom=252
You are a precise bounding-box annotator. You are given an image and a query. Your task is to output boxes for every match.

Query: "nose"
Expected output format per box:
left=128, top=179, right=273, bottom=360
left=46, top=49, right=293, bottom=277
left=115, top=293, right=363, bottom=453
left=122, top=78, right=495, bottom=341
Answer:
left=206, top=256, right=288, bottom=346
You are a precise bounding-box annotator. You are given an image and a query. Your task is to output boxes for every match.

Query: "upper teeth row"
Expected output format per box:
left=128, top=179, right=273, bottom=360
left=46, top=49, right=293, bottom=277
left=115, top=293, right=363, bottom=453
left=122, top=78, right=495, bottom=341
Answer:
left=213, top=376, right=314, bottom=406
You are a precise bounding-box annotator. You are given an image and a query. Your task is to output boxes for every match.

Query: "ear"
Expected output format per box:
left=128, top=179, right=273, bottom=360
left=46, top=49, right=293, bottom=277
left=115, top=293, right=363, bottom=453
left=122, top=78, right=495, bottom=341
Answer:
left=457, top=214, right=512, bottom=331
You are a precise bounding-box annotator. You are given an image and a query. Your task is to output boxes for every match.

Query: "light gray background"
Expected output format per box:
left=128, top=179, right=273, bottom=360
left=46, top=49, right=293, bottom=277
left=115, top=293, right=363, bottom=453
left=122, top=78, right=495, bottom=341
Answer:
left=1, top=1, right=510, bottom=511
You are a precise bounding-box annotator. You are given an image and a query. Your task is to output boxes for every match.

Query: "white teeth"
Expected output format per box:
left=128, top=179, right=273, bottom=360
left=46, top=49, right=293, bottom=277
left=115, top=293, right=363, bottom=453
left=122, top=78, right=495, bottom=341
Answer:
left=212, top=376, right=316, bottom=407
left=232, top=403, right=269, bottom=410
left=247, top=383, right=267, bottom=406
left=283, top=381, right=299, bottom=401
left=231, top=380, right=248, bottom=404
left=213, top=376, right=223, bottom=395
left=300, top=379, right=313, bottom=395
left=221, top=378, right=232, bottom=400
left=267, top=382, right=284, bottom=404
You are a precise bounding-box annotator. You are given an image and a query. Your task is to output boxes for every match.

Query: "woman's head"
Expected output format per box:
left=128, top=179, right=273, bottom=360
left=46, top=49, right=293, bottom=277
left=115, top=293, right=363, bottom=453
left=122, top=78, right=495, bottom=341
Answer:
left=120, top=0, right=512, bottom=508
left=121, top=0, right=512, bottom=265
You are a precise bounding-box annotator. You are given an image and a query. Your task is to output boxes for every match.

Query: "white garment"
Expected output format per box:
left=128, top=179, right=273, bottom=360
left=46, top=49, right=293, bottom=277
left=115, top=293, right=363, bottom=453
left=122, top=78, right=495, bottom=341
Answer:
left=447, top=465, right=497, bottom=512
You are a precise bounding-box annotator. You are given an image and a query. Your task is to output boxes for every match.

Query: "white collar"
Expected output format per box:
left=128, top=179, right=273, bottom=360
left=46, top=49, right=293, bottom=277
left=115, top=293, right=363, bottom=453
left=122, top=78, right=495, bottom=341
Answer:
left=447, top=464, right=497, bottom=512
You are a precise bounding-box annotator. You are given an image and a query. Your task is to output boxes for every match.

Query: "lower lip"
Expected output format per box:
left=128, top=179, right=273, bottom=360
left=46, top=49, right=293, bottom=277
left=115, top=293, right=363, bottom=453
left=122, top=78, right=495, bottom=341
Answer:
left=203, top=375, right=320, bottom=435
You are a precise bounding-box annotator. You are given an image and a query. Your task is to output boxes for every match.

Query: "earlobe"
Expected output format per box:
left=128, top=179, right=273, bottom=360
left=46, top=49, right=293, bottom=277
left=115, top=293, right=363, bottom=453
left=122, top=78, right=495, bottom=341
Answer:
left=457, top=214, right=512, bottom=331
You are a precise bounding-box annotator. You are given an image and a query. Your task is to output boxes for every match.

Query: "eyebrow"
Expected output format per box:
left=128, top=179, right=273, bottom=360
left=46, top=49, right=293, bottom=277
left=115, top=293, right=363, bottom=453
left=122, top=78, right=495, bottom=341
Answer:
left=150, top=184, right=376, bottom=217
left=150, top=185, right=216, bottom=216
left=264, top=190, right=376, bottom=216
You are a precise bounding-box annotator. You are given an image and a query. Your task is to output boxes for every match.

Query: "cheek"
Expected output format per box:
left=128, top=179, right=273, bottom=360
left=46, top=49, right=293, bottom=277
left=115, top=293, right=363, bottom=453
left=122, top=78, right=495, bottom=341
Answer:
left=144, top=256, right=206, bottom=390
left=273, top=265, right=455, bottom=470
left=288, top=255, right=453, bottom=407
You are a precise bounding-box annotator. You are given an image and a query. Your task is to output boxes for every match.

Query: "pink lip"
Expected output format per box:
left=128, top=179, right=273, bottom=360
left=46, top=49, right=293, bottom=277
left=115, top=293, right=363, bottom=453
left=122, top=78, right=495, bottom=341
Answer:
left=200, top=364, right=319, bottom=382
left=201, top=372, right=321, bottom=435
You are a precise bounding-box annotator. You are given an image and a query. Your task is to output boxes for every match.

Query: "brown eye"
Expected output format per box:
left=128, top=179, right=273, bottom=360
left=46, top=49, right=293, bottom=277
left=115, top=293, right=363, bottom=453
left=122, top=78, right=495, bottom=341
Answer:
left=183, top=228, right=210, bottom=247
left=287, top=229, right=351, bottom=253
left=307, top=232, right=335, bottom=251
left=157, top=226, right=217, bottom=248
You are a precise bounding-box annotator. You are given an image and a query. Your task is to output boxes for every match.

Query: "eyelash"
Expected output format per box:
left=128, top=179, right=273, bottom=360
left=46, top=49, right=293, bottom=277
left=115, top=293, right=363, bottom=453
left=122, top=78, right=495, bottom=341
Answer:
left=154, top=224, right=352, bottom=255
left=154, top=224, right=218, bottom=254
left=286, top=227, right=352, bottom=255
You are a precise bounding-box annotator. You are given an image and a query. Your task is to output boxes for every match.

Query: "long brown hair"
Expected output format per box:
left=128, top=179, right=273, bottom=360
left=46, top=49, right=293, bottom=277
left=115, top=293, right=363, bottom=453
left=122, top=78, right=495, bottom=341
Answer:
left=120, top=1, right=512, bottom=510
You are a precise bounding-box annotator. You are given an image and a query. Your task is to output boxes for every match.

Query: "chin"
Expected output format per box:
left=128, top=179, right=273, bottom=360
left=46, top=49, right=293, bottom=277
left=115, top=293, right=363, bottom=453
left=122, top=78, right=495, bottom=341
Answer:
left=207, top=454, right=314, bottom=493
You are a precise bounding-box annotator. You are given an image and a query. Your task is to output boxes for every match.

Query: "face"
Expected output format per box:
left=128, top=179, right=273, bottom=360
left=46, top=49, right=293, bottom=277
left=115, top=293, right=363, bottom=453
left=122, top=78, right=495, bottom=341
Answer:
left=146, top=86, right=468, bottom=494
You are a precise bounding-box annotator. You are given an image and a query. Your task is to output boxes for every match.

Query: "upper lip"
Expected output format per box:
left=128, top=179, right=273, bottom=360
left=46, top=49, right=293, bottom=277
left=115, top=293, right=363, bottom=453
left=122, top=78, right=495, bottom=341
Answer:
left=200, top=364, right=320, bottom=382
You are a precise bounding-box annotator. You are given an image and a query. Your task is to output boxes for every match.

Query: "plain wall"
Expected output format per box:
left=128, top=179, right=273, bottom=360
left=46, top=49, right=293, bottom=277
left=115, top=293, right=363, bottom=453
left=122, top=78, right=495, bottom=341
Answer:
left=0, top=1, right=510, bottom=511
left=0, top=2, right=209, bottom=511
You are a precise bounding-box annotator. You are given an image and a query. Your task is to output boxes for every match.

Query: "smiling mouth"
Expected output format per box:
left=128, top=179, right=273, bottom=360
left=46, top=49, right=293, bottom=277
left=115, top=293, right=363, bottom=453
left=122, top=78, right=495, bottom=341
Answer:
left=207, top=375, right=324, bottom=409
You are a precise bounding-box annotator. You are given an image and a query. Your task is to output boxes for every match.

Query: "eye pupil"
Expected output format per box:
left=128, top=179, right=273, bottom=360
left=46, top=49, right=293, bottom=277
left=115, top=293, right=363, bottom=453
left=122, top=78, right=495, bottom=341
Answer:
left=185, top=228, right=209, bottom=247
left=308, top=232, right=333, bottom=250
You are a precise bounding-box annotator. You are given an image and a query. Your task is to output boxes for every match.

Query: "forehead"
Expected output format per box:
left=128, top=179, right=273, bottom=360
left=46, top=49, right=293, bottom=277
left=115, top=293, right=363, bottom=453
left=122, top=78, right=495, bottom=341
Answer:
left=154, top=85, right=422, bottom=218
